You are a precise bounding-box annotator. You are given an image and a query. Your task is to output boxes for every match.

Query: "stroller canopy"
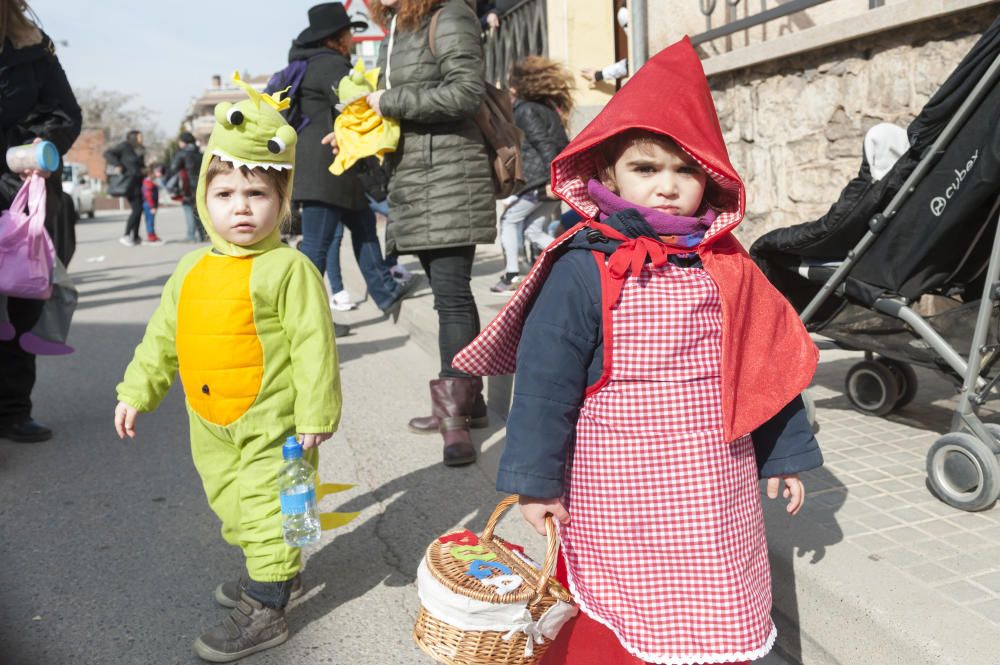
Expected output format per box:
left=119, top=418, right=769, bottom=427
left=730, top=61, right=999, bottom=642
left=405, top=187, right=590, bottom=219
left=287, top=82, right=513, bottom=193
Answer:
left=751, top=14, right=1000, bottom=317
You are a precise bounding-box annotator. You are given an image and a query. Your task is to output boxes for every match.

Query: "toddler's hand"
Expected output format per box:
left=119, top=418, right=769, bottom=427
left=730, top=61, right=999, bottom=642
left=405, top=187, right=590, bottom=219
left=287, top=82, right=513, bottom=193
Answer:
left=299, top=432, right=332, bottom=450
left=518, top=495, right=569, bottom=536
left=767, top=474, right=805, bottom=515
left=114, top=401, right=138, bottom=439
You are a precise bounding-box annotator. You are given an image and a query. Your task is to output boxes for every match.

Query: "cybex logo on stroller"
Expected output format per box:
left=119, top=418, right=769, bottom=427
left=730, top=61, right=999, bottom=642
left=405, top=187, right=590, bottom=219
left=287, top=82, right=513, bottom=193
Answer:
left=930, top=149, right=979, bottom=216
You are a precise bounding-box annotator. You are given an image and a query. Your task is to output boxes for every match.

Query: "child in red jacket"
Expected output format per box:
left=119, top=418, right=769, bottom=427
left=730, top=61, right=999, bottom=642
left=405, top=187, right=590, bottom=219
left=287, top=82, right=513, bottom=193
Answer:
left=454, top=38, right=821, bottom=665
left=141, top=164, right=163, bottom=245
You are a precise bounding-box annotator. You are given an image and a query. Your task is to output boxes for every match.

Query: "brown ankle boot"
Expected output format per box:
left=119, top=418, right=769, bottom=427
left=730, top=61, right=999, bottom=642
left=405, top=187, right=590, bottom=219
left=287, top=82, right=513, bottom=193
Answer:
left=192, top=593, right=288, bottom=662
left=408, top=377, right=488, bottom=434
left=426, top=377, right=479, bottom=466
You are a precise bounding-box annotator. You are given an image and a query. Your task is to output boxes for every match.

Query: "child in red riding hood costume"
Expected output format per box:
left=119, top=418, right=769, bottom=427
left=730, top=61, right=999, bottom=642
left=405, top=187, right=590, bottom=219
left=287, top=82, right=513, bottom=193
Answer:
left=452, top=38, right=822, bottom=665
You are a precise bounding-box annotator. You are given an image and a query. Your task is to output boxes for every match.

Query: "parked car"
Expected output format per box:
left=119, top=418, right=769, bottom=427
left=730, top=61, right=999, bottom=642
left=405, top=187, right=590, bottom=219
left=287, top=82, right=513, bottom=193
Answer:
left=62, top=161, right=95, bottom=218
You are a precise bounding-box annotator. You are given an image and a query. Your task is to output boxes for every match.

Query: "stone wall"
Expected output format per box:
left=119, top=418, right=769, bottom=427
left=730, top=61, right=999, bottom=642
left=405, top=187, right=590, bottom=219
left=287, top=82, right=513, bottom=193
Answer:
left=709, top=5, right=997, bottom=245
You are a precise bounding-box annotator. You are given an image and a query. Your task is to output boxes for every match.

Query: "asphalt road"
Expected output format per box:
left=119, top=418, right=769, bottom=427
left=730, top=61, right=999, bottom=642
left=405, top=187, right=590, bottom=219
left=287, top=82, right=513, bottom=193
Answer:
left=0, top=207, right=791, bottom=665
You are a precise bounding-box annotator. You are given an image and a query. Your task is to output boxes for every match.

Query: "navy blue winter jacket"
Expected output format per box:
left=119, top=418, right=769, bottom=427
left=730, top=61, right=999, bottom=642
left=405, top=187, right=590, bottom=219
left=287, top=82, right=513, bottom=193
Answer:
left=496, top=210, right=823, bottom=499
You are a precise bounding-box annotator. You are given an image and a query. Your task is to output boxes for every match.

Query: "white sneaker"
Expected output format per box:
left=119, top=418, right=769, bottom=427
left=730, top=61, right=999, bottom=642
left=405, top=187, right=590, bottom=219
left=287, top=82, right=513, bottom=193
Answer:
left=389, top=264, right=412, bottom=283
left=119, top=235, right=137, bottom=247
left=329, top=290, right=357, bottom=311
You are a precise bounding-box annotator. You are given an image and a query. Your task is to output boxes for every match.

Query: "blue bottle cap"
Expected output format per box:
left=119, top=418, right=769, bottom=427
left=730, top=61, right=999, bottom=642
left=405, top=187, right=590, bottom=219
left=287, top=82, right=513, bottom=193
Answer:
left=35, top=141, right=59, bottom=173
left=282, top=436, right=303, bottom=460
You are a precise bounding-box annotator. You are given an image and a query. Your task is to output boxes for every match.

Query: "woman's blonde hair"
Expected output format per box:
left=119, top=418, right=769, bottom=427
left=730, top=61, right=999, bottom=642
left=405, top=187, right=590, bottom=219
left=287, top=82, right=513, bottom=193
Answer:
left=508, top=56, right=575, bottom=128
left=592, top=128, right=727, bottom=211
left=0, top=0, right=41, bottom=51
left=370, top=0, right=440, bottom=32
left=204, top=156, right=294, bottom=230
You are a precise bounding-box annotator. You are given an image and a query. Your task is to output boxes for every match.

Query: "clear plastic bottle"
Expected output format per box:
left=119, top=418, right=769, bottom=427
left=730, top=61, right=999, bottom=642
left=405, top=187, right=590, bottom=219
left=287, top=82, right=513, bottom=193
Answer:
left=277, top=436, right=321, bottom=547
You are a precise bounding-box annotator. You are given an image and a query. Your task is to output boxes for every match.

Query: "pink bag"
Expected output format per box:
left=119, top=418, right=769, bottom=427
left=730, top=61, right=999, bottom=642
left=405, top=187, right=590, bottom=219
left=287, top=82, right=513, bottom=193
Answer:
left=0, top=174, right=54, bottom=300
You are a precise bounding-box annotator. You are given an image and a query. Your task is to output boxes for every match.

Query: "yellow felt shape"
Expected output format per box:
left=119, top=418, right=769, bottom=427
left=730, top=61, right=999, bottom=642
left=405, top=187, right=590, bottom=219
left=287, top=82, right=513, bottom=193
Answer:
left=176, top=254, right=264, bottom=426
left=315, top=477, right=360, bottom=531
left=330, top=62, right=400, bottom=176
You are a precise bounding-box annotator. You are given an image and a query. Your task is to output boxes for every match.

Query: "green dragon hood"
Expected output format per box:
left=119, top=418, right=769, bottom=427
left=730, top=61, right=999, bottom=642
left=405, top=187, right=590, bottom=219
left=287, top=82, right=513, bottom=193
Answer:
left=196, top=72, right=298, bottom=257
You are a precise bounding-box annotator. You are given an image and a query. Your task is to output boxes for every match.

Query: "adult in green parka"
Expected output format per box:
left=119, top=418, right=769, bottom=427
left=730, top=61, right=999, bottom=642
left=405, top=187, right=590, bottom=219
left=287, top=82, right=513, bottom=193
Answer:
left=368, top=0, right=496, bottom=466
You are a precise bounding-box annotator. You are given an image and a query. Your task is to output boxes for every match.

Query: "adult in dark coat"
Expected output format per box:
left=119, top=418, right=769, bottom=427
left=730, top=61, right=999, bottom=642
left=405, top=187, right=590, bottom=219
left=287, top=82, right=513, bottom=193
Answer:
left=167, top=131, right=205, bottom=241
left=0, top=9, right=82, bottom=443
left=291, top=3, right=413, bottom=318
left=103, top=130, right=146, bottom=246
left=367, top=0, right=496, bottom=466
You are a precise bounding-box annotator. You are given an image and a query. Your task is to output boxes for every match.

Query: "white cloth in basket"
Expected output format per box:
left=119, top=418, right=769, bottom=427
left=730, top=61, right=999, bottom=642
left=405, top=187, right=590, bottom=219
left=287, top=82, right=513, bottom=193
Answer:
left=417, top=558, right=578, bottom=657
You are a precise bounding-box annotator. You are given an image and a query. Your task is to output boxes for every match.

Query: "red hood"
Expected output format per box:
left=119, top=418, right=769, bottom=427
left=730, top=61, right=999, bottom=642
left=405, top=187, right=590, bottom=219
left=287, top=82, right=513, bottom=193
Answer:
left=551, top=37, right=744, bottom=244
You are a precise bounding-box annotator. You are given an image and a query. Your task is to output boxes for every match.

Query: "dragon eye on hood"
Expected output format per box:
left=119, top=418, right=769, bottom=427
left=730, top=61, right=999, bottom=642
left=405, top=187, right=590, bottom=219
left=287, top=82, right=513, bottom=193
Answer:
left=267, top=135, right=286, bottom=154
left=227, top=107, right=244, bottom=126
left=269, top=125, right=298, bottom=155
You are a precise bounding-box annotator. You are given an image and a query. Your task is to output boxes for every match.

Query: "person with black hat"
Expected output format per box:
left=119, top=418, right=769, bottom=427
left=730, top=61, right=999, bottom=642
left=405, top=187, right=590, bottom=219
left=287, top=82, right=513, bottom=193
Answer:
left=168, top=131, right=206, bottom=242
left=289, top=2, right=416, bottom=319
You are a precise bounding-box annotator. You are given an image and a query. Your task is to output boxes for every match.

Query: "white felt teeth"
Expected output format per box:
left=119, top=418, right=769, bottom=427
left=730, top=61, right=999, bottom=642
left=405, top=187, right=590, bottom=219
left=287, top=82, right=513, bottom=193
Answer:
left=212, top=149, right=292, bottom=171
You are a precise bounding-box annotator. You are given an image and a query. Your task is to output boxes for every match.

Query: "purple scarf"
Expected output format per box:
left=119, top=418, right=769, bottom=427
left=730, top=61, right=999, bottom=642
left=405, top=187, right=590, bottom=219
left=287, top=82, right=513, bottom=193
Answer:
left=587, top=179, right=716, bottom=249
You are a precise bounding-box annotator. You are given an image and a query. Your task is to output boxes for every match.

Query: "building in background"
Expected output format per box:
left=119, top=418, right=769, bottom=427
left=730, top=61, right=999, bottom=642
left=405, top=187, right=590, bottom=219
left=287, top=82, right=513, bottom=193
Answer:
left=182, top=74, right=270, bottom=146
left=540, top=0, right=997, bottom=242
left=64, top=128, right=108, bottom=182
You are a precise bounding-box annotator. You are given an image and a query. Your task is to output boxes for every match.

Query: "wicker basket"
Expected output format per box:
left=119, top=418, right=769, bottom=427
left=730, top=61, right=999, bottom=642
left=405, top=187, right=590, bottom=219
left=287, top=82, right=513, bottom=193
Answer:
left=413, top=495, right=575, bottom=665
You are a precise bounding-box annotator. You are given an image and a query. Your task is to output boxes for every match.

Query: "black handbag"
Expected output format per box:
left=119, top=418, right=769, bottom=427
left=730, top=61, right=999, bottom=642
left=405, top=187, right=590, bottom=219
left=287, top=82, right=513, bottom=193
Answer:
left=106, top=173, right=130, bottom=197
left=354, top=157, right=389, bottom=203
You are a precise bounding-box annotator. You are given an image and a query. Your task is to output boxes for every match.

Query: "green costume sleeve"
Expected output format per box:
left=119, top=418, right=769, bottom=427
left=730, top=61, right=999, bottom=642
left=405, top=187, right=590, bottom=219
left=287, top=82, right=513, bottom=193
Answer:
left=116, top=267, right=183, bottom=412
left=278, top=258, right=342, bottom=434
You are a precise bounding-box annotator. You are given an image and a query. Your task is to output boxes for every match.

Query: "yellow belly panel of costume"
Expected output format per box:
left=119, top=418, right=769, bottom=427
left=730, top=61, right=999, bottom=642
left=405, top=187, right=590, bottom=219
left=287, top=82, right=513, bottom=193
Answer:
left=177, top=254, right=263, bottom=426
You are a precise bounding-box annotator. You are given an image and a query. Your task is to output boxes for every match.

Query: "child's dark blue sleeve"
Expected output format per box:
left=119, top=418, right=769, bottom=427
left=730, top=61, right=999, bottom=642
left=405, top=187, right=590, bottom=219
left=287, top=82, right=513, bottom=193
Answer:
left=497, top=251, right=602, bottom=499
left=752, top=395, right=823, bottom=477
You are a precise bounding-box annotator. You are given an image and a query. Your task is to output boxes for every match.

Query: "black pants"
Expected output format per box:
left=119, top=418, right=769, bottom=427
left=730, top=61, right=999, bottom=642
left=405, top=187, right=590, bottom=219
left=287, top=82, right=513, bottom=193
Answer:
left=123, top=189, right=143, bottom=240
left=417, top=246, right=480, bottom=378
left=0, top=297, right=44, bottom=427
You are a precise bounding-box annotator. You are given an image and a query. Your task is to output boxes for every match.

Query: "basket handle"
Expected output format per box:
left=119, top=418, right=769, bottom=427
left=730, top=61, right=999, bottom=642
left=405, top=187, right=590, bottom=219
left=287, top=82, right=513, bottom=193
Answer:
left=480, top=494, right=560, bottom=605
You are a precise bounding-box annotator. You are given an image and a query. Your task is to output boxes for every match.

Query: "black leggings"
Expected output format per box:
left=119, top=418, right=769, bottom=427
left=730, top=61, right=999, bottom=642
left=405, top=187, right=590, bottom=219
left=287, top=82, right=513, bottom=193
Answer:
left=123, top=189, right=143, bottom=241
left=0, top=297, right=44, bottom=426
left=417, top=246, right=480, bottom=378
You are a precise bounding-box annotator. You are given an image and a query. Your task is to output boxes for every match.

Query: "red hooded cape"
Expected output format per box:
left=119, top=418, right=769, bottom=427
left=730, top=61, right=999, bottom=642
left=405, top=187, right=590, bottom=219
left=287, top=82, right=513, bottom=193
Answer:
left=454, top=37, right=817, bottom=442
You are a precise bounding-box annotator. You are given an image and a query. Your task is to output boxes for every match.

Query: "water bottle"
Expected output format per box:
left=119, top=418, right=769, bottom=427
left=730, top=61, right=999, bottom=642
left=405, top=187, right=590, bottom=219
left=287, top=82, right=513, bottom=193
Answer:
left=5, top=140, right=59, bottom=173
left=277, top=436, right=321, bottom=547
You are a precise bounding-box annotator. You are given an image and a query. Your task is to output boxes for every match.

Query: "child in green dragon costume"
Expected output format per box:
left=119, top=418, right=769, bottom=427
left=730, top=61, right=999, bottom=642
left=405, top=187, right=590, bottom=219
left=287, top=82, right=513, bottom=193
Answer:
left=113, top=74, right=343, bottom=662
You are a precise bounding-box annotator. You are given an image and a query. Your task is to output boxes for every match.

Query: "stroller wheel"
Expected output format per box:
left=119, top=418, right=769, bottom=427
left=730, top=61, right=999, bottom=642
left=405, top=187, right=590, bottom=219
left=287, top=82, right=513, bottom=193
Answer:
left=876, top=358, right=919, bottom=409
left=926, top=432, right=1000, bottom=511
left=845, top=360, right=900, bottom=416
left=981, top=424, right=1000, bottom=456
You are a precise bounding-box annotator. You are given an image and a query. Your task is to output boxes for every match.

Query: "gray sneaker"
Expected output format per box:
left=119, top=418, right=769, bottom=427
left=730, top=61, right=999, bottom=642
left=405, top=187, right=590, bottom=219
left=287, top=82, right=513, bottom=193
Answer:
left=193, top=593, right=288, bottom=663
left=489, top=273, right=519, bottom=294
left=214, top=574, right=304, bottom=609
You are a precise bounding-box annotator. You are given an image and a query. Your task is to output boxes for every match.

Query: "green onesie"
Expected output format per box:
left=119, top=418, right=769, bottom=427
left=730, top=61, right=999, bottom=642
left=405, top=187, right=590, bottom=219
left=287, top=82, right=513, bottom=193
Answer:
left=117, top=76, right=341, bottom=582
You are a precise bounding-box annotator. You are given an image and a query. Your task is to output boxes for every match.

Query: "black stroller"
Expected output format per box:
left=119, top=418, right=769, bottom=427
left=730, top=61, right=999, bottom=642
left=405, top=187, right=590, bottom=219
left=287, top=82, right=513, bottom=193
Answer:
left=750, top=15, right=1000, bottom=512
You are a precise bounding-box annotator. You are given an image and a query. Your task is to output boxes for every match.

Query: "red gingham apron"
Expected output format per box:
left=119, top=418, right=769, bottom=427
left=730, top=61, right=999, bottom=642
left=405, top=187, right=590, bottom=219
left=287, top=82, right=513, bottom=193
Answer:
left=557, top=254, right=775, bottom=665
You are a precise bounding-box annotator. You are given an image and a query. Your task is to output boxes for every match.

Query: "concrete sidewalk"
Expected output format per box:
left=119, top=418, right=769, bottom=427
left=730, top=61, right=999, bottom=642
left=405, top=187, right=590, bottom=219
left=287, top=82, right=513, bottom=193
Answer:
left=355, top=233, right=1000, bottom=665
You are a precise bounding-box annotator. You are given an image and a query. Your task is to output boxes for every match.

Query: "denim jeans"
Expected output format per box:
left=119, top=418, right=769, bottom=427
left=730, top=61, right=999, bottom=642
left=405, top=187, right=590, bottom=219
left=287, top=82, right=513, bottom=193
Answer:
left=365, top=194, right=397, bottom=269
left=417, top=246, right=480, bottom=378
left=182, top=203, right=205, bottom=241
left=142, top=203, right=156, bottom=236
left=499, top=192, right=560, bottom=274
left=299, top=203, right=400, bottom=311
